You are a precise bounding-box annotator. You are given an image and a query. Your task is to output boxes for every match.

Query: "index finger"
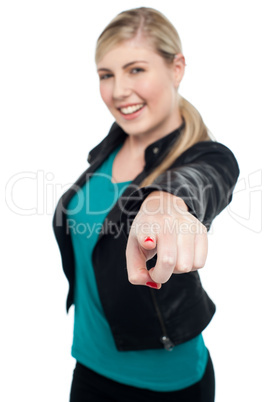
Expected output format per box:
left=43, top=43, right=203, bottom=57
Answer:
left=149, top=230, right=177, bottom=284
left=126, top=234, right=159, bottom=287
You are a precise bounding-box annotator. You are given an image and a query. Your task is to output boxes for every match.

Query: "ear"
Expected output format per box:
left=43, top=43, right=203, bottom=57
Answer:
left=172, top=53, right=186, bottom=89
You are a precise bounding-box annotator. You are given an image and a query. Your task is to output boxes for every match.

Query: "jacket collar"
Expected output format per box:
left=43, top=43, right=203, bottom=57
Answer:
left=87, top=120, right=185, bottom=170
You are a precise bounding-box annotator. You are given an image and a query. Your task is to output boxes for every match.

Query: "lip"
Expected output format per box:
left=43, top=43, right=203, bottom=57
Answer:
left=117, top=102, right=145, bottom=109
left=117, top=103, right=146, bottom=120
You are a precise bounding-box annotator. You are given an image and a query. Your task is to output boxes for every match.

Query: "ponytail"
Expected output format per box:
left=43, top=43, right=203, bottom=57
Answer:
left=140, top=96, right=211, bottom=187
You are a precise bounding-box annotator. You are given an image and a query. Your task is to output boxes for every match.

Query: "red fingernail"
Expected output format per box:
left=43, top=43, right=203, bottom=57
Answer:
left=146, top=282, right=158, bottom=289
left=144, top=236, right=154, bottom=243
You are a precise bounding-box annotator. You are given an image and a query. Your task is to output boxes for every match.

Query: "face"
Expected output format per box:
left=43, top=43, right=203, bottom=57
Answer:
left=97, top=38, right=185, bottom=141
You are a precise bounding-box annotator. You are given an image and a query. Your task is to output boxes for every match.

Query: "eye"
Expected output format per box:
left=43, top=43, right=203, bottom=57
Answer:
left=99, top=73, right=113, bottom=80
left=131, top=67, right=145, bottom=74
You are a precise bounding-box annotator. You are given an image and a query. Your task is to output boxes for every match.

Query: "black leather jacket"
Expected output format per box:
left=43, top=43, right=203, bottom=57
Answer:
left=52, top=122, right=239, bottom=351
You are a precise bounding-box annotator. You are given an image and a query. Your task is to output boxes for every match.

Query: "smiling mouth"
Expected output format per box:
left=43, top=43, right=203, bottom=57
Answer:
left=119, top=103, right=145, bottom=115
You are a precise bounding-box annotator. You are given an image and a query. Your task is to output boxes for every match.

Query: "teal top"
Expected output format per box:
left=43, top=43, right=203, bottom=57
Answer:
left=67, top=144, right=208, bottom=391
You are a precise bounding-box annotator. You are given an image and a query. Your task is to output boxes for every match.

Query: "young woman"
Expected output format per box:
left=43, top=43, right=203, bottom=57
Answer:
left=53, top=7, right=239, bottom=402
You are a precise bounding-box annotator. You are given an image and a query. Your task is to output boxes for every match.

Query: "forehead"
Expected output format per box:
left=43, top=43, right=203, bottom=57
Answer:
left=97, top=38, right=160, bottom=68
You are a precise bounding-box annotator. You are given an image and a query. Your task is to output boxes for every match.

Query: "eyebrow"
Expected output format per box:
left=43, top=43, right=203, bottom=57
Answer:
left=97, top=60, right=148, bottom=72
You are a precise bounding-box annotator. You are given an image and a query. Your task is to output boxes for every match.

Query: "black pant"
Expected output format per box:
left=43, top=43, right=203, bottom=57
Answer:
left=69, top=351, right=215, bottom=402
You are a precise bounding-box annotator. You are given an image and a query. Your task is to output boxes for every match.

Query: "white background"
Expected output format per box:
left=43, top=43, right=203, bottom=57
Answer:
left=1, top=0, right=266, bottom=401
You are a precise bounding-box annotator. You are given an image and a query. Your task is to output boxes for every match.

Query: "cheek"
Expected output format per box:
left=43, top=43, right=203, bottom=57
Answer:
left=138, top=79, right=159, bottom=98
left=139, top=76, right=172, bottom=106
left=99, top=84, right=112, bottom=106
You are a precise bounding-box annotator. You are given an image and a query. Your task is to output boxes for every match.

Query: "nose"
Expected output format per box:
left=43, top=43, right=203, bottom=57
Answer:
left=112, top=75, right=131, bottom=100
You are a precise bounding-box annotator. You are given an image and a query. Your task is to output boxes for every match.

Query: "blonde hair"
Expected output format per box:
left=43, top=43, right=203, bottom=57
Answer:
left=95, top=7, right=211, bottom=186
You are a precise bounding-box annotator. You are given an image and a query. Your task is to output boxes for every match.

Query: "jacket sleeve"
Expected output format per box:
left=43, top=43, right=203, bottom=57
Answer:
left=120, top=140, right=240, bottom=232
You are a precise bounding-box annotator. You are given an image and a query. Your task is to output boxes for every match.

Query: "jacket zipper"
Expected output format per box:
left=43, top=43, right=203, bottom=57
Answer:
left=149, top=288, right=175, bottom=351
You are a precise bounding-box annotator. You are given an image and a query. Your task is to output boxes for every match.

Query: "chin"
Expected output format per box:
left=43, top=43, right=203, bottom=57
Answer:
left=115, top=119, right=152, bottom=137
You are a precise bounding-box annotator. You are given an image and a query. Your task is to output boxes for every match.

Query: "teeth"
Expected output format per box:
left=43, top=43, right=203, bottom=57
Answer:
left=120, top=104, right=144, bottom=115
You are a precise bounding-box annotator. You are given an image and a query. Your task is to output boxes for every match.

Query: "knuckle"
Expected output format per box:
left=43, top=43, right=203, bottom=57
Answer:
left=162, top=255, right=175, bottom=266
left=152, top=272, right=168, bottom=284
left=128, top=274, right=139, bottom=285
left=177, top=263, right=192, bottom=273
left=193, top=260, right=205, bottom=270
